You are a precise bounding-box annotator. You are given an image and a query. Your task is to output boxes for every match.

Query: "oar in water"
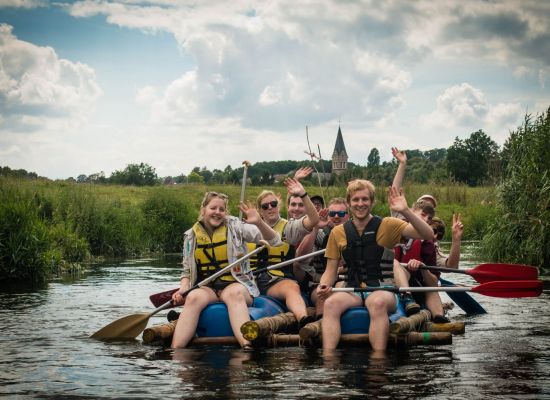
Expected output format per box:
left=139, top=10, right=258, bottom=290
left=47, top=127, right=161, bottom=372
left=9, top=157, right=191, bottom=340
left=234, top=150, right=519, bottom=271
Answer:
left=90, top=245, right=268, bottom=340
left=439, top=277, right=487, bottom=315
left=392, top=262, right=539, bottom=284
left=331, top=280, right=544, bottom=298
left=149, top=248, right=326, bottom=308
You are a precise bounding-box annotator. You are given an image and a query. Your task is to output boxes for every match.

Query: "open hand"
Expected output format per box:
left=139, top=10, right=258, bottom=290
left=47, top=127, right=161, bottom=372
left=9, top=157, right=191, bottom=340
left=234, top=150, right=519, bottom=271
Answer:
left=294, top=166, right=314, bottom=181
left=317, top=208, right=329, bottom=228
left=239, top=201, right=261, bottom=225
left=391, top=147, right=407, bottom=164
left=284, top=177, right=306, bottom=197
left=388, top=186, right=408, bottom=213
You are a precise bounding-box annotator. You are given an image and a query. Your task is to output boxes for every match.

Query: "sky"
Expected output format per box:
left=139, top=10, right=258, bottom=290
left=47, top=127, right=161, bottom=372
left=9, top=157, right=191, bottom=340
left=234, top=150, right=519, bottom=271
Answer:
left=0, top=0, right=549, bottom=180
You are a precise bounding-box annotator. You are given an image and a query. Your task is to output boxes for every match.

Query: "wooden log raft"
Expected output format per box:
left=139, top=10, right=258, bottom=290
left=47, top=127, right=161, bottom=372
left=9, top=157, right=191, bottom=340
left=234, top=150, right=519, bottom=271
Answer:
left=240, top=307, right=316, bottom=341
left=269, top=332, right=452, bottom=347
left=142, top=323, right=452, bottom=348
left=389, top=309, right=465, bottom=335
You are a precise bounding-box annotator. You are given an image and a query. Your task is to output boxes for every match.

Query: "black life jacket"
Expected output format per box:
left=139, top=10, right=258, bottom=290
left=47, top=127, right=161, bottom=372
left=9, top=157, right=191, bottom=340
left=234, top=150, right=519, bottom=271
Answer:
left=312, top=226, right=333, bottom=274
left=341, top=217, right=384, bottom=287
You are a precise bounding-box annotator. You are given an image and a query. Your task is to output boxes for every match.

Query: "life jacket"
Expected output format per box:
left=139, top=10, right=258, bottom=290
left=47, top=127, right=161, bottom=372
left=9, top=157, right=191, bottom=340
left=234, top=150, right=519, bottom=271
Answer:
left=193, top=222, right=234, bottom=283
left=247, top=218, right=295, bottom=278
left=394, top=239, right=422, bottom=263
left=312, top=226, right=332, bottom=274
left=341, top=217, right=384, bottom=287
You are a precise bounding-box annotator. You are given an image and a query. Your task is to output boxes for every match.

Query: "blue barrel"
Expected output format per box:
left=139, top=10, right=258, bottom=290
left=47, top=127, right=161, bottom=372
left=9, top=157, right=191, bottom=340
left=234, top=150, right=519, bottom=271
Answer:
left=196, top=295, right=286, bottom=337
left=340, top=296, right=406, bottom=334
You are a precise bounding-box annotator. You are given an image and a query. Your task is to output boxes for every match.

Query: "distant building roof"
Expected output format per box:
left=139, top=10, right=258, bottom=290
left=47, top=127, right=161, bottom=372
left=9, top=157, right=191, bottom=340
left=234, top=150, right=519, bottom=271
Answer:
left=332, top=126, right=347, bottom=157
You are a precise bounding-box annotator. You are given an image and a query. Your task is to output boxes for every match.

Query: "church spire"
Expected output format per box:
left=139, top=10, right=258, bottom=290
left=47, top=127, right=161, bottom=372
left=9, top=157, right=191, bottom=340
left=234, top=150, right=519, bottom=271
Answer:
left=331, top=125, right=348, bottom=175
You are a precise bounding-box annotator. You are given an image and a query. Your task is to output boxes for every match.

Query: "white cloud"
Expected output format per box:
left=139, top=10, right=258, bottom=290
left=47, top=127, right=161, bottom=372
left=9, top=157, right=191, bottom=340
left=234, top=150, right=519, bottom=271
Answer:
left=0, top=24, right=102, bottom=132
left=419, top=83, right=523, bottom=143
left=0, top=0, right=45, bottom=8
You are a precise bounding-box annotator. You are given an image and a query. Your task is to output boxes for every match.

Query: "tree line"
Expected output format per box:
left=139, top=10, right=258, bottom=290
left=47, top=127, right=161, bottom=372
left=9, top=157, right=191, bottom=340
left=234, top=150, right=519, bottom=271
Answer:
left=2, top=129, right=502, bottom=187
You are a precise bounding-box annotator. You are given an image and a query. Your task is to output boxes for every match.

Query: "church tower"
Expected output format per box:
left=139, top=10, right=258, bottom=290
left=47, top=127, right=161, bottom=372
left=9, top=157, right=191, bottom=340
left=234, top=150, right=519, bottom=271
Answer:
left=331, top=126, right=348, bottom=175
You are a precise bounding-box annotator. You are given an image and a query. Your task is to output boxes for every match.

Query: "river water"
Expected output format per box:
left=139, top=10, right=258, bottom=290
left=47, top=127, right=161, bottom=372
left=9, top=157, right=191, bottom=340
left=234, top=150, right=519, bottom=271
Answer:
left=1, top=246, right=549, bottom=399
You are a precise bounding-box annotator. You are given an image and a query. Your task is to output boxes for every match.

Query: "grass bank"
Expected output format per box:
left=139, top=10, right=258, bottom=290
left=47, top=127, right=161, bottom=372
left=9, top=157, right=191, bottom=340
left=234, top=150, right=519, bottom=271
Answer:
left=0, top=177, right=497, bottom=283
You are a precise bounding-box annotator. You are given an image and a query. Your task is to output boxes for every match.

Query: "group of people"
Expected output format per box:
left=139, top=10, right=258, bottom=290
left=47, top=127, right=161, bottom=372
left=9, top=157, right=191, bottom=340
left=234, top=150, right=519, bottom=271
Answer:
left=170, top=148, right=465, bottom=353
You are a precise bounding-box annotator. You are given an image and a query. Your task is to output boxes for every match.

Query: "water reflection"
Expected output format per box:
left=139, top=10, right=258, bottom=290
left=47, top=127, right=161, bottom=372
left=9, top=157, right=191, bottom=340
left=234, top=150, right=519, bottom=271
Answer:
left=0, top=254, right=548, bottom=399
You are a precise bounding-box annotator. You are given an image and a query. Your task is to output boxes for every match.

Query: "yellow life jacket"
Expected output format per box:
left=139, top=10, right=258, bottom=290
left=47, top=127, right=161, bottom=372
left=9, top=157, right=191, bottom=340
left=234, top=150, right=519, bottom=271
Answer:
left=247, top=218, right=295, bottom=277
left=192, top=222, right=234, bottom=282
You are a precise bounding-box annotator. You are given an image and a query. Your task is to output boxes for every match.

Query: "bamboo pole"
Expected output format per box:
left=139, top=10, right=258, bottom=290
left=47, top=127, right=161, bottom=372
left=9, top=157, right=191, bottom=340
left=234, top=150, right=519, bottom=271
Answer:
left=240, top=307, right=316, bottom=341
left=299, top=319, right=322, bottom=340
left=424, top=321, right=465, bottom=334
left=267, top=332, right=452, bottom=347
left=142, top=320, right=177, bottom=344
left=390, top=310, right=432, bottom=334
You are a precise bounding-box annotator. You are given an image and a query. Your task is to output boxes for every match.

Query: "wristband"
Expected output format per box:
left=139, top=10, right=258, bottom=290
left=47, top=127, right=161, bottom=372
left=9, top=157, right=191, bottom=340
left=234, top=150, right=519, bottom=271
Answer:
left=299, top=192, right=308, bottom=198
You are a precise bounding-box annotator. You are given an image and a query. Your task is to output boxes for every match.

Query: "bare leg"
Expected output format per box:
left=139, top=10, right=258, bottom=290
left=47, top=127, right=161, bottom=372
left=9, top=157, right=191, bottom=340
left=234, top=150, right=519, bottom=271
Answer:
left=321, top=292, right=362, bottom=350
left=220, top=283, right=254, bottom=347
left=393, top=261, right=411, bottom=287
left=171, top=287, right=218, bottom=348
left=421, top=270, right=444, bottom=316
left=366, top=291, right=397, bottom=351
left=267, top=279, right=308, bottom=320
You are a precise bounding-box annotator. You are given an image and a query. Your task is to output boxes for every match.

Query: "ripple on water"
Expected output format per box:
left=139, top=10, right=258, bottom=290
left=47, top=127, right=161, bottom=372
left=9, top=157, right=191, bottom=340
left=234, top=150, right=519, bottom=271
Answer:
left=1, top=257, right=548, bottom=399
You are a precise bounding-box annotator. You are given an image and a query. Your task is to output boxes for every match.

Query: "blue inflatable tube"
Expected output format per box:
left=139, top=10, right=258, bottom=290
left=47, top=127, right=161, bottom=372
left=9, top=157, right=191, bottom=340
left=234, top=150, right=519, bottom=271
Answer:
left=196, top=295, right=285, bottom=337
left=340, top=297, right=406, bottom=334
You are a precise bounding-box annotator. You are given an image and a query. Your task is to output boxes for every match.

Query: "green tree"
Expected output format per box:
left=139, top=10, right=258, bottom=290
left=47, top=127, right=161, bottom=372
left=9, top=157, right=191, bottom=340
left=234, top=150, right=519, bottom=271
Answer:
left=367, top=148, right=380, bottom=169
left=188, top=171, right=204, bottom=184
left=447, top=130, right=499, bottom=186
left=110, top=163, right=158, bottom=186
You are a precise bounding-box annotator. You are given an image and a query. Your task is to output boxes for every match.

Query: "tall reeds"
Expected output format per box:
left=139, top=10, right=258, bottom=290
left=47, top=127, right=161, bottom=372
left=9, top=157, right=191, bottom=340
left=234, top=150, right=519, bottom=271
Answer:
left=480, top=108, right=550, bottom=269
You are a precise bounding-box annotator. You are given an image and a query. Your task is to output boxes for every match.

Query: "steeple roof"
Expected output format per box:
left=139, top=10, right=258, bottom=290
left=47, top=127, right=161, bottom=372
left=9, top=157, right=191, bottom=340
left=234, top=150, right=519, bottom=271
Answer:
left=332, top=126, right=347, bottom=156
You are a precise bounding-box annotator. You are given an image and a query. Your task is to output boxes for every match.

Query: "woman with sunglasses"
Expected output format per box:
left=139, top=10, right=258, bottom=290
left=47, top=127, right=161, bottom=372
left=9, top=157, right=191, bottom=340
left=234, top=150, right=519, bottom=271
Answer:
left=171, top=192, right=282, bottom=350
left=294, top=197, right=350, bottom=317
left=252, top=177, right=319, bottom=326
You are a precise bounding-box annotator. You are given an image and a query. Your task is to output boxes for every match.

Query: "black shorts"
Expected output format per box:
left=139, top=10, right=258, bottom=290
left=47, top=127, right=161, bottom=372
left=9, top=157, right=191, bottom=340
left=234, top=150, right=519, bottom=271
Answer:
left=256, top=272, right=295, bottom=295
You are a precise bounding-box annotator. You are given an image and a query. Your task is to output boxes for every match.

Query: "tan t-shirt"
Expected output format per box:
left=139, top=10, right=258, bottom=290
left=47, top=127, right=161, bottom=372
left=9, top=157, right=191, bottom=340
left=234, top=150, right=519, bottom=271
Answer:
left=325, top=217, right=408, bottom=260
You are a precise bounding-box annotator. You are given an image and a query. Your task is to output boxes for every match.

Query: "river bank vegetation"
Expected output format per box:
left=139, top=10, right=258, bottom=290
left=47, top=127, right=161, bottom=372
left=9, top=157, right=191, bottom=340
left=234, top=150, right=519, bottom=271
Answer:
left=0, top=176, right=496, bottom=284
left=1, top=107, right=548, bottom=284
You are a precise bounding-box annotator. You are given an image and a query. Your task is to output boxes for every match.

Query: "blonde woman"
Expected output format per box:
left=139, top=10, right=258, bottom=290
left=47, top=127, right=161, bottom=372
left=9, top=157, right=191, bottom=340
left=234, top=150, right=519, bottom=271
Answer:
left=171, top=192, right=281, bottom=350
left=252, top=178, right=319, bottom=326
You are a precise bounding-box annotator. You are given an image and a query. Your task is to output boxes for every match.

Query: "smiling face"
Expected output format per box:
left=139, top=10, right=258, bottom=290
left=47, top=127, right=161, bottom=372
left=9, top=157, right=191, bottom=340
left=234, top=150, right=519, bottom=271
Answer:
left=258, top=193, right=281, bottom=225
left=287, top=195, right=305, bottom=219
left=327, top=202, right=349, bottom=227
left=349, top=189, right=373, bottom=221
left=200, top=197, right=227, bottom=232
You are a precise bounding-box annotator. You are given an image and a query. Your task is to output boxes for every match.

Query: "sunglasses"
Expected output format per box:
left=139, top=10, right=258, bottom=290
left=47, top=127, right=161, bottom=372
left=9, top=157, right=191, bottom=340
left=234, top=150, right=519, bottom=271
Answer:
left=260, top=200, right=279, bottom=210
left=328, top=210, right=348, bottom=217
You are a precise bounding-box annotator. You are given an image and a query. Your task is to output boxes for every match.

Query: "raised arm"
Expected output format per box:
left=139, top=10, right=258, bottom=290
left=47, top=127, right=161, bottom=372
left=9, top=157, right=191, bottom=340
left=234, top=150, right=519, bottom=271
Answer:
left=446, top=213, right=464, bottom=268
left=391, top=147, right=407, bottom=191
left=284, top=177, right=319, bottom=230
left=388, top=186, right=432, bottom=240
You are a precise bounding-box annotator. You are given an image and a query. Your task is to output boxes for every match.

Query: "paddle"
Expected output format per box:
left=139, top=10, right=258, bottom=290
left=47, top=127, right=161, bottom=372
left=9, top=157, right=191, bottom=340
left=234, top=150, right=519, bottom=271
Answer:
left=90, top=245, right=267, bottom=340
left=149, top=248, right=327, bottom=307
left=331, top=280, right=543, bottom=298
left=393, top=262, right=539, bottom=284
left=238, top=160, right=250, bottom=220
left=439, top=277, right=487, bottom=315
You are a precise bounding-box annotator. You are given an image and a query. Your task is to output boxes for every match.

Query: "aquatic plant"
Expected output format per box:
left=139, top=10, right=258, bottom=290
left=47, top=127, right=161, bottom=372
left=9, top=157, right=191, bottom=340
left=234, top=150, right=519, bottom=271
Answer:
left=480, top=107, right=550, bottom=269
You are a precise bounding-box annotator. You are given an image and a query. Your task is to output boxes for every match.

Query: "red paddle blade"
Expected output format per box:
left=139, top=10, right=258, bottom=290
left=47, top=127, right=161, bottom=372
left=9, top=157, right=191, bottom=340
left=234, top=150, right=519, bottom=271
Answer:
left=471, top=280, right=543, bottom=298
left=149, top=288, right=178, bottom=308
left=469, top=263, right=539, bottom=283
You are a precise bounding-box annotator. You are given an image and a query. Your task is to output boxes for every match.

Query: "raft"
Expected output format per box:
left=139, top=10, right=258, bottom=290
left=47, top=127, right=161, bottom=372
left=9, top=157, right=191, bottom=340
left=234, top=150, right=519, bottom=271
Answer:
left=143, top=295, right=462, bottom=348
